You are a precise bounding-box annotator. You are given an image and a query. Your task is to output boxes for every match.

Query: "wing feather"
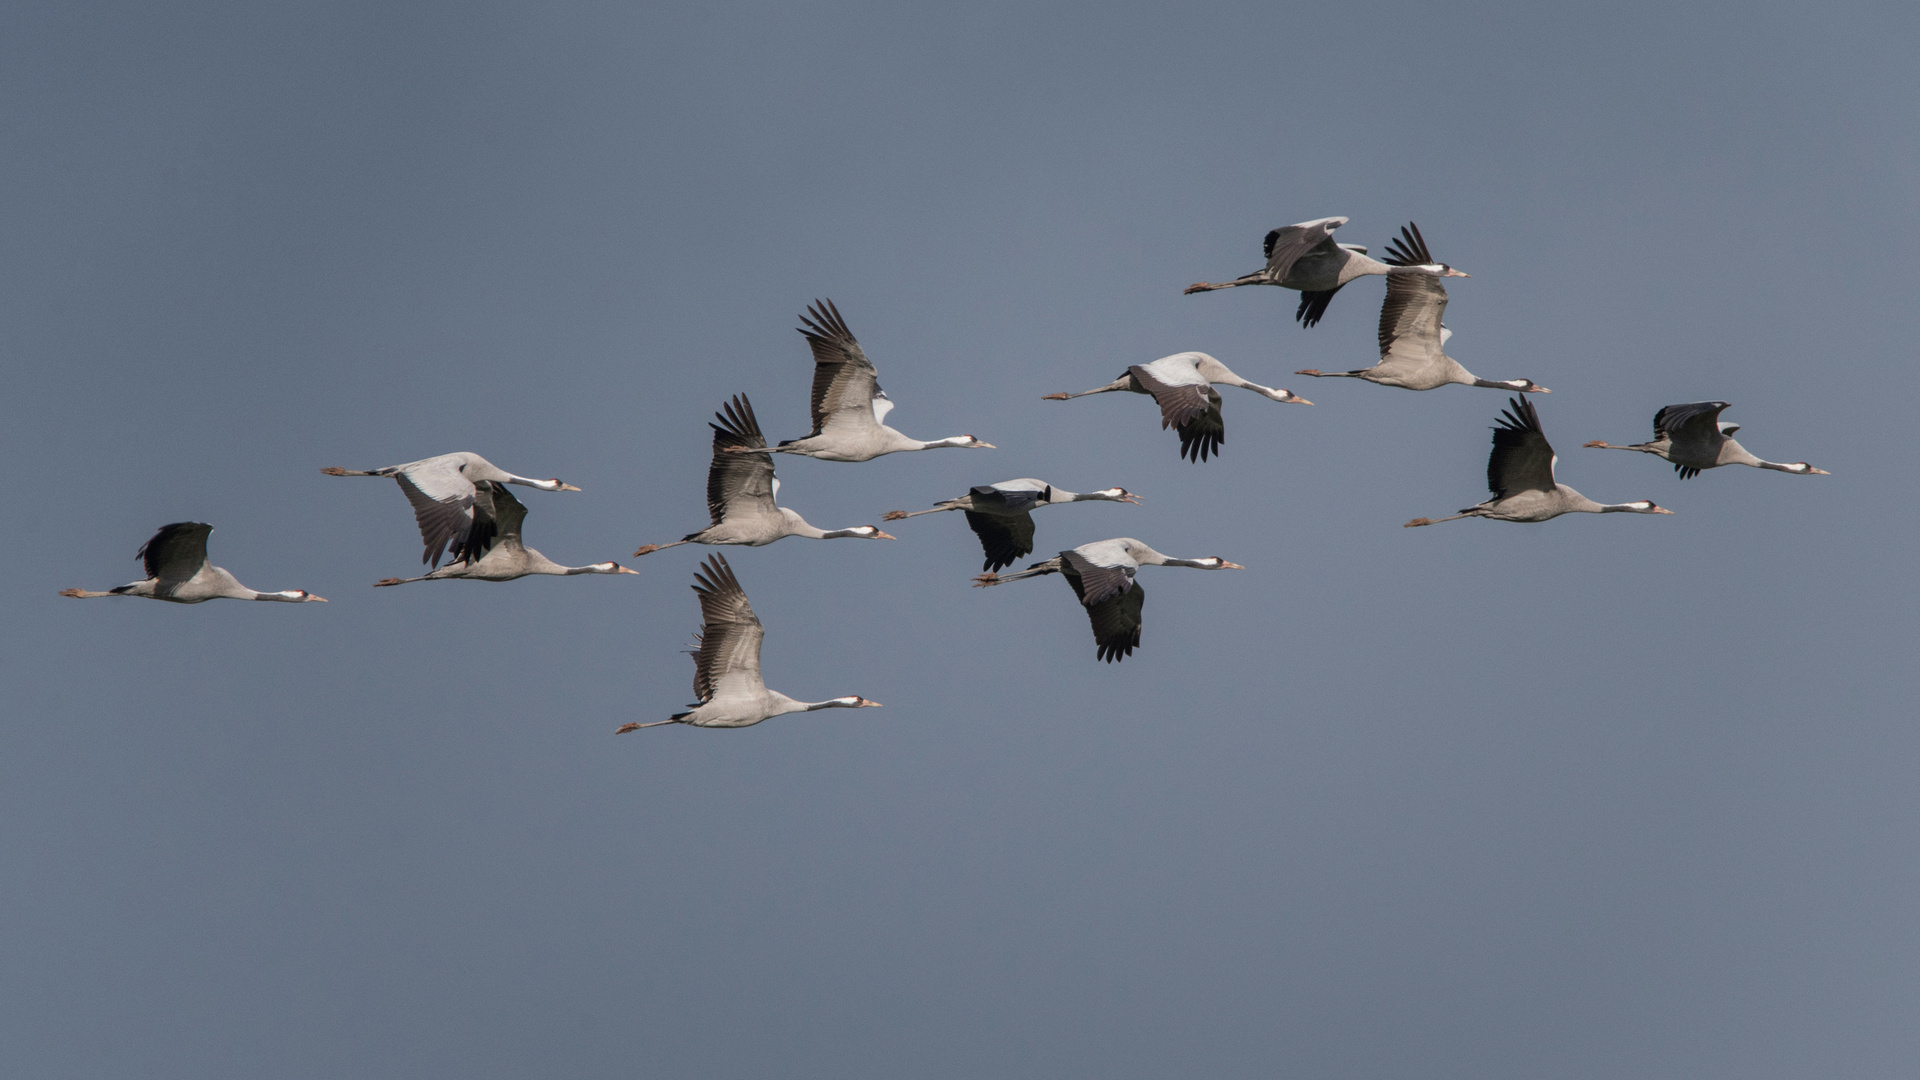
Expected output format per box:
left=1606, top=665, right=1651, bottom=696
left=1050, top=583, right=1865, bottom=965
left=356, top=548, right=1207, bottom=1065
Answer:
left=689, top=554, right=765, bottom=704
left=706, top=394, right=777, bottom=524
left=137, top=522, right=213, bottom=584
left=394, top=469, right=476, bottom=568
left=1488, top=397, right=1557, bottom=497
left=1652, top=401, right=1731, bottom=441
left=795, top=299, right=882, bottom=440
left=964, top=510, right=1036, bottom=573
left=1128, top=362, right=1212, bottom=431
left=1262, top=218, right=1343, bottom=279
left=1374, top=272, right=1450, bottom=378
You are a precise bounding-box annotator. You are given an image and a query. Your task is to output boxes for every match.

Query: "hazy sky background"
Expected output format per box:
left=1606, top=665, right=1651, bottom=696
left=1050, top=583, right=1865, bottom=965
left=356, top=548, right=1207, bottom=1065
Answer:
left=5, top=2, right=1917, bottom=1077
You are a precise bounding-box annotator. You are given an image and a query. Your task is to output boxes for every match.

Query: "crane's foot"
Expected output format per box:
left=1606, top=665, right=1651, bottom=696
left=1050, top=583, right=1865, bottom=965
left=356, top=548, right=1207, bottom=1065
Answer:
left=1404, top=518, right=1432, bottom=528
left=615, top=722, right=641, bottom=734
left=1040, top=393, right=1071, bottom=400
left=1183, top=283, right=1215, bottom=294
left=971, top=572, right=1000, bottom=587
left=320, top=466, right=349, bottom=476
left=1582, top=441, right=1609, bottom=448
left=58, top=588, right=83, bottom=598
left=373, top=578, right=404, bottom=586
left=880, top=511, right=908, bottom=521
left=633, top=544, right=660, bottom=557
left=1295, top=369, right=1324, bottom=377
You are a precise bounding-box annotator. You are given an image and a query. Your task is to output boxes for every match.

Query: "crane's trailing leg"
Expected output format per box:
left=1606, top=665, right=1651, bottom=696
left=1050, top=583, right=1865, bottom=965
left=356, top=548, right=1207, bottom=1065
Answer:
left=616, top=717, right=685, bottom=733
left=1042, top=375, right=1133, bottom=401
left=1183, top=273, right=1263, bottom=294
left=633, top=540, right=693, bottom=557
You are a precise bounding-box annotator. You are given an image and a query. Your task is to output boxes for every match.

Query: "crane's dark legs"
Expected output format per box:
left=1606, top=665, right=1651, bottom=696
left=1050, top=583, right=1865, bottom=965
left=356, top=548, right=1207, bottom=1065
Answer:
left=633, top=540, right=693, bottom=557
left=1042, top=376, right=1133, bottom=401
left=1404, top=512, right=1478, bottom=527
left=1294, top=368, right=1368, bottom=378
left=616, top=718, right=683, bottom=732
left=1183, top=272, right=1266, bottom=294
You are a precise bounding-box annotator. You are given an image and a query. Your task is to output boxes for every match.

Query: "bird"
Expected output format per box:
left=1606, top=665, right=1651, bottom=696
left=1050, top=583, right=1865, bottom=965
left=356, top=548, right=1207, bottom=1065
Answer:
left=881, top=479, right=1142, bottom=572
left=616, top=554, right=882, bottom=731
left=1405, top=397, right=1674, bottom=527
left=744, top=299, right=994, bottom=462
left=633, top=395, right=895, bottom=557
left=1042, top=352, right=1310, bottom=462
left=321, top=452, right=580, bottom=569
left=1583, top=402, right=1829, bottom=478
left=1183, top=217, right=1465, bottom=327
left=971, top=538, right=1242, bottom=662
left=373, top=482, right=637, bottom=585
left=1293, top=223, right=1549, bottom=394
left=60, top=522, right=327, bottom=604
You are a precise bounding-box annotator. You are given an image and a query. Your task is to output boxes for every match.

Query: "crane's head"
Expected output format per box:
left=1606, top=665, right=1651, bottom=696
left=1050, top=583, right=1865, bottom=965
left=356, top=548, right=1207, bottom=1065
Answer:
left=936, top=435, right=995, bottom=449
left=1195, top=557, right=1244, bottom=570
left=586, top=562, right=641, bottom=574
left=1622, top=501, right=1675, bottom=515
left=1093, top=488, right=1144, bottom=505
left=837, top=526, right=897, bottom=540
left=271, top=589, right=329, bottom=602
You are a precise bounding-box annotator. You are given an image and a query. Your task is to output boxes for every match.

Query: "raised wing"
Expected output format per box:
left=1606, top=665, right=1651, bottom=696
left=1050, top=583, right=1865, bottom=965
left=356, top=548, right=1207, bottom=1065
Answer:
left=964, top=509, right=1036, bottom=573
left=1262, top=217, right=1345, bottom=279
left=1382, top=221, right=1436, bottom=267
left=1175, top=388, right=1226, bottom=463
left=689, top=554, right=765, bottom=704
left=138, top=522, right=213, bottom=584
left=1652, top=401, right=1731, bottom=441
left=795, top=299, right=882, bottom=440
left=1128, top=360, right=1212, bottom=431
left=394, top=455, right=478, bottom=567
left=1488, top=397, right=1557, bottom=497
left=1374, top=272, right=1450, bottom=378
left=707, top=394, right=777, bottom=524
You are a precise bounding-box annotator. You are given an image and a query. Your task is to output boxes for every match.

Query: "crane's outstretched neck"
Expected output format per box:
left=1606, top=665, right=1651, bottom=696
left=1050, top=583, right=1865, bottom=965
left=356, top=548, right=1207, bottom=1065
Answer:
left=1754, top=460, right=1829, bottom=474
left=801, top=696, right=882, bottom=711
left=1471, top=378, right=1550, bottom=393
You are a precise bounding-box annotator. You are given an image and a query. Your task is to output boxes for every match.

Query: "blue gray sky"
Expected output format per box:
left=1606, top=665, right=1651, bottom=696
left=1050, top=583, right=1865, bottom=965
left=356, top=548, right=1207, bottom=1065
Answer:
left=5, top=2, right=1917, bottom=1077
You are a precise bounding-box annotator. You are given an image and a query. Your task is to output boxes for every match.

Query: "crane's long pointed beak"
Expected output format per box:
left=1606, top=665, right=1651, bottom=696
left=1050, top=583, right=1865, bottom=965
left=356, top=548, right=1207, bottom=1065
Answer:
left=616, top=566, right=640, bottom=574
left=1122, top=495, right=1144, bottom=505
left=560, top=483, right=583, bottom=491
left=875, top=531, right=897, bottom=540
left=309, top=595, right=329, bottom=602
left=1220, top=561, right=1245, bottom=570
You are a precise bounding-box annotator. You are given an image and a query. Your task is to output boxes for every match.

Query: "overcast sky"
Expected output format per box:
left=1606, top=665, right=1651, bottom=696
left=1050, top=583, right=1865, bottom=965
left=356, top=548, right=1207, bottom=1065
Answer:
left=5, top=2, right=1917, bottom=1077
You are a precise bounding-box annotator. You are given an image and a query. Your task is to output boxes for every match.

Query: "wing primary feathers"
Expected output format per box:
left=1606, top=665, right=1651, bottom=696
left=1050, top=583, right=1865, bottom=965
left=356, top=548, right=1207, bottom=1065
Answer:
left=1381, top=222, right=1433, bottom=267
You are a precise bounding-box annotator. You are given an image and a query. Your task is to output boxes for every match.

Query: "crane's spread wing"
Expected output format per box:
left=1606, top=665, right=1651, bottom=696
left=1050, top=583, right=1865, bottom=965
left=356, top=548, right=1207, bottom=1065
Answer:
left=1262, top=218, right=1343, bottom=280
left=1374, top=272, right=1450, bottom=378
left=1652, top=401, right=1731, bottom=441
left=138, top=522, right=213, bottom=584
left=1488, top=397, right=1557, bottom=497
left=1381, top=221, right=1435, bottom=267
left=969, top=483, right=1046, bottom=515
left=689, top=554, right=765, bottom=704
left=1295, top=285, right=1345, bottom=327
left=964, top=510, right=1036, bottom=573
left=1174, top=388, right=1225, bottom=463
left=1062, top=548, right=1137, bottom=609
left=394, top=456, right=478, bottom=567
left=707, top=394, right=777, bottom=524
left=794, top=299, right=882, bottom=440
left=1128, top=361, right=1212, bottom=431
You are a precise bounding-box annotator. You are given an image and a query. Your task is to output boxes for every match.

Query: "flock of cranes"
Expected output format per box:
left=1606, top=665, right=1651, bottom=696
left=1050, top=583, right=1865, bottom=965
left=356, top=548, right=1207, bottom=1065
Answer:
left=62, top=217, right=1829, bottom=730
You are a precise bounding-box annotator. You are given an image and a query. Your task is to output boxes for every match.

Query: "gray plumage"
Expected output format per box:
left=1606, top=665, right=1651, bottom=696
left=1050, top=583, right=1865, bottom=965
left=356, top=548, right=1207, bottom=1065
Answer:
left=1042, top=351, right=1311, bottom=463
left=322, top=451, right=581, bottom=568
left=1406, top=398, right=1675, bottom=527
left=61, top=522, right=327, bottom=604
left=1584, top=401, right=1828, bottom=478
left=971, top=537, right=1242, bottom=662
left=615, top=554, right=881, bottom=731
left=373, top=483, right=638, bottom=585
left=634, top=395, right=894, bottom=557
left=882, top=478, right=1143, bottom=571
left=1293, top=224, right=1548, bottom=394
left=751, top=300, right=994, bottom=462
